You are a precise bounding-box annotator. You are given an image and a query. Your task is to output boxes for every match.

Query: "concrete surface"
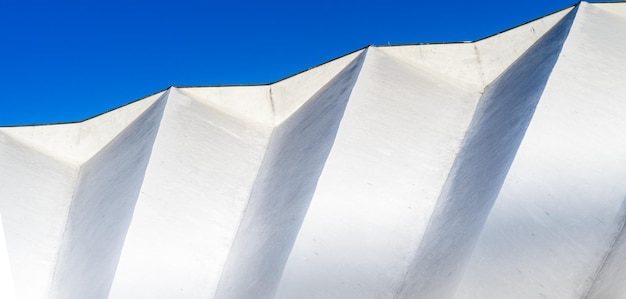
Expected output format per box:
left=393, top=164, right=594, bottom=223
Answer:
left=1, top=2, right=625, bottom=298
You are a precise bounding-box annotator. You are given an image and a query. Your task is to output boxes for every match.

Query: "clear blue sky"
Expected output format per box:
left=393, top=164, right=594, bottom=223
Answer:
left=0, top=0, right=587, bottom=125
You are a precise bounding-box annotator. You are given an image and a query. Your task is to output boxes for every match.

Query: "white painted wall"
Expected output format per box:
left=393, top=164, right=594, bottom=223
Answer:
left=1, top=2, right=625, bottom=298
left=276, top=46, right=481, bottom=298
left=108, top=87, right=274, bottom=298
left=48, top=94, right=167, bottom=299
left=0, top=92, right=166, bottom=299
left=456, top=3, right=626, bottom=298
left=400, top=7, right=576, bottom=298
left=215, top=51, right=366, bottom=299
left=0, top=133, right=78, bottom=299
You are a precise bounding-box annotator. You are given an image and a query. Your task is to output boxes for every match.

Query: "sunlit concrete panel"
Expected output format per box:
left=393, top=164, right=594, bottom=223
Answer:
left=456, top=3, right=626, bottom=299
left=474, top=6, right=572, bottom=85
left=215, top=52, right=365, bottom=299
left=48, top=95, right=167, bottom=299
left=108, top=87, right=275, bottom=298
left=1, top=2, right=625, bottom=298
left=398, top=8, right=576, bottom=298
left=0, top=131, right=78, bottom=299
left=378, top=43, right=481, bottom=86
left=271, top=49, right=365, bottom=124
left=276, top=47, right=482, bottom=298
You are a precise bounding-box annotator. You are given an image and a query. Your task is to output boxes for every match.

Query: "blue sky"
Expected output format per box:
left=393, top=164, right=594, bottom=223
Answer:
left=0, top=0, right=585, bottom=126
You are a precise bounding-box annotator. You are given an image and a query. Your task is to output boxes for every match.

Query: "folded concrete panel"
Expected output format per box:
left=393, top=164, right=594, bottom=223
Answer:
left=0, top=132, right=78, bottom=299
left=474, top=6, right=573, bottom=85
left=214, top=51, right=366, bottom=299
left=1, top=2, right=625, bottom=298
left=271, top=49, right=364, bottom=124
left=48, top=94, right=167, bottom=299
left=456, top=3, right=626, bottom=299
left=107, top=87, right=274, bottom=298
left=76, top=92, right=164, bottom=162
left=276, top=46, right=482, bottom=298
left=398, top=7, right=576, bottom=298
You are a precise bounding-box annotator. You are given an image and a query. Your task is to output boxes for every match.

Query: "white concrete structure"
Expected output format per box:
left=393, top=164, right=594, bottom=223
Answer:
left=1, top=2, right=625, bottom=298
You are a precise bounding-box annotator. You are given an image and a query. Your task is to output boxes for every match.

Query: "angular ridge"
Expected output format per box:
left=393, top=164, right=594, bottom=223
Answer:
left=474, top=6, right=574, bottom=85
left=0, top=92, right=162, bottom=166
left=396, top=7, right=577, bottom=299
left=214, top=50, right=367, bottom=299
left=270, top=49, right=364, bottom=124
left=378, top=5, right=571, bottom=88
left=1, top=2, right=625, bottom=298
left=0, top=132, right=78, bottom=299
left=108, top=87, right=275, bottom=298
left=76, top=92, right=164, bottom=162
left=276, top=46, right=482, bottom=299
left=456, top=3, right=626, bottom=298
left=47, top=92, right=168, bottom=299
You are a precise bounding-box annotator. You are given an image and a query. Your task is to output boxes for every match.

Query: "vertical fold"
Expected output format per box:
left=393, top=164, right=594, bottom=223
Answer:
left=456, top=2, right=626, bottom=298
left=0, top=132, right=78, bottom=299
left=47, top=92, right=169, bottom=299
left=214, top=50, right=367, bottom=299
left=108, top=86, right=275, bottom=298
left=276, top=46, right=482, bottom=298
left=397, top=7, right=577, bottom=299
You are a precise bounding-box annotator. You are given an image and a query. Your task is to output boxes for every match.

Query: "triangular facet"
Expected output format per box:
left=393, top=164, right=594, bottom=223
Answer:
left=593, top=2, right=626, bottom=19
left=270, top=49, right=364, bottom=124
left=0, top=91, right=164, bottom=165
left=378, top=43, right=482, bottom=86
left=77, top=91, right=165, bottom=163
left=178, top=85, right=273, bottom=126
left=475, top=6, right=573, bottom=85
left=456, top=4, right=626, bottom=298
left=0, top=123, right=81, bottom=165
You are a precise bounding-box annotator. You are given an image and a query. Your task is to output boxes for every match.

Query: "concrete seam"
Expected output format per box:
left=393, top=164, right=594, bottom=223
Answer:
left=46, top=163, right=83, bottom=299
left=213, top=49, right=368, bottom=299
left=211, top=126, right=276, bottom=299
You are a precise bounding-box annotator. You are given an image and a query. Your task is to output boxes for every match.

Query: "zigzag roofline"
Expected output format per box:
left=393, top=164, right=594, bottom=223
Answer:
left=1, top=1, right=600, bottom=127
